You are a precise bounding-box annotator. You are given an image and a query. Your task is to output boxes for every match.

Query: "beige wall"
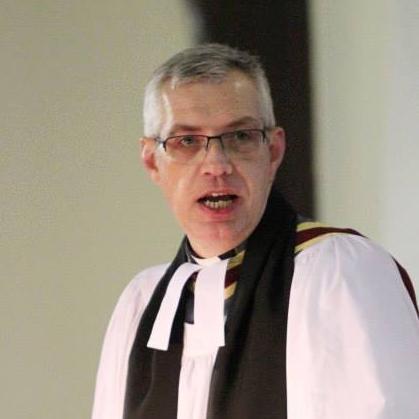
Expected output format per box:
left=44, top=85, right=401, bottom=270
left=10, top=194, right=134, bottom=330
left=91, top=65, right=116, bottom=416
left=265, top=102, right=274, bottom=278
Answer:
left=310, top=0, right=419, bottom=284
left=1, top=1, right=192, bottom=417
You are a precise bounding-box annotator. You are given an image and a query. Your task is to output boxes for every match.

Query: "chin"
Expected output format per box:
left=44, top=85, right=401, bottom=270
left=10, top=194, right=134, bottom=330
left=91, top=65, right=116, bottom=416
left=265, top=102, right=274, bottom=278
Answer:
left=191, top=226, right=248, bottom=255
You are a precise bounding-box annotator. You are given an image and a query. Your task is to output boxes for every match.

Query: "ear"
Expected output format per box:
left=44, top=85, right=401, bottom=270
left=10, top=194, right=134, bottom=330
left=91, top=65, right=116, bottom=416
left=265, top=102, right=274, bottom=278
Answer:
left=140, top=137, right=161, bottom=184
left=267, top=127, right=286, bottom=176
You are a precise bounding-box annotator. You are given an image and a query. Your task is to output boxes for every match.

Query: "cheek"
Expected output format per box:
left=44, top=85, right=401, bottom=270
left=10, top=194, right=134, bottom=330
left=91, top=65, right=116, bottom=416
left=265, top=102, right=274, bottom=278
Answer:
left=244, top=160, right=272, bottom=190
left=246, top=166, right=273, bottom=208
left=159, top=171, right=191, bottom=212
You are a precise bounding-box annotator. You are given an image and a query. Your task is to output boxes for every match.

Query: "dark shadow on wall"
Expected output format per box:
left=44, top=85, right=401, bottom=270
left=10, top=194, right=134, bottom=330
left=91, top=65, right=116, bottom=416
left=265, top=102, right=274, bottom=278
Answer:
left=185, top=0, right=315, bottom=217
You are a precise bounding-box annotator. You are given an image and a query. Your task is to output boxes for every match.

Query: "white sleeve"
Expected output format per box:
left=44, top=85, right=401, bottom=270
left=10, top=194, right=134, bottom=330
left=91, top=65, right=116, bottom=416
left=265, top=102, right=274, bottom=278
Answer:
left=287, top=234, right=419, bottom=419
left=91, top=265, right=167, bottom=419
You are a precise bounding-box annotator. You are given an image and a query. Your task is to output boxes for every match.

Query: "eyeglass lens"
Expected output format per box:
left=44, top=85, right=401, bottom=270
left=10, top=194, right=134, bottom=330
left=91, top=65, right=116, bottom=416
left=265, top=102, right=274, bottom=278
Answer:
left=163, top=129, right=264, bottom=163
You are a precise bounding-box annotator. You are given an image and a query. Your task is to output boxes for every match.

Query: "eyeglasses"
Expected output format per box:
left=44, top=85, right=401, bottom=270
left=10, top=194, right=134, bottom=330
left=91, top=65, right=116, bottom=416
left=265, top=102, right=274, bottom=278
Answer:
left=155, top=129, right=267, bottom=163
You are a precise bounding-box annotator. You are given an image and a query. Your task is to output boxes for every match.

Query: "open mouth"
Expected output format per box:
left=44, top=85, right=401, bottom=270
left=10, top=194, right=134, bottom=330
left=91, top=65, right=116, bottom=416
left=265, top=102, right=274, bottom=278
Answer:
left=198, top=193, right=238, bottom=210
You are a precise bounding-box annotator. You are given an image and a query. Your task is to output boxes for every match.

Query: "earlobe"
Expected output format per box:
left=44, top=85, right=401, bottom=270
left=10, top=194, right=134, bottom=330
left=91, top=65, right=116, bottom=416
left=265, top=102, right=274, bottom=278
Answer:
left=140, top=137, right=160, bottom=183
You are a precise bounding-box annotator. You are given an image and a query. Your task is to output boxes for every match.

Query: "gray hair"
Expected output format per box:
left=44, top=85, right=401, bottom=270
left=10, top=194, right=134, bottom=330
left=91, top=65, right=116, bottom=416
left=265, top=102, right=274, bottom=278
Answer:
left=143, top=43, right=276, bottom=137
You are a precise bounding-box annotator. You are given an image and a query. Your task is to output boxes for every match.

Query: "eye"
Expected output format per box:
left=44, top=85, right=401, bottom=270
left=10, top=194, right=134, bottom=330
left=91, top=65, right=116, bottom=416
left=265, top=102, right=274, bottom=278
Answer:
left=178, top=135, right=200, bottom=147
left=233, top=130, right=253, bottom=142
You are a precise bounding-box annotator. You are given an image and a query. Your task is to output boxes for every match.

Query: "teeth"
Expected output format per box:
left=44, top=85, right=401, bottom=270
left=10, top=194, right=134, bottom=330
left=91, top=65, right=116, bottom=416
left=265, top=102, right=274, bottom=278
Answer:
left=203, top=198, right=233, bottom=209
left=199, top=193, right=236, bottom=209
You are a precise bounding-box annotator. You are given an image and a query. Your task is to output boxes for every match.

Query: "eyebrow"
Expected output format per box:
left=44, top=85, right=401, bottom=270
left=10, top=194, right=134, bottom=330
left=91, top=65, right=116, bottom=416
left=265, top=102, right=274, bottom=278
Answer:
left=167, top=117, right=262, bottom=136
left=224, top=117, right=262, bottom=129
left=168, top=124, right=203, bottom=135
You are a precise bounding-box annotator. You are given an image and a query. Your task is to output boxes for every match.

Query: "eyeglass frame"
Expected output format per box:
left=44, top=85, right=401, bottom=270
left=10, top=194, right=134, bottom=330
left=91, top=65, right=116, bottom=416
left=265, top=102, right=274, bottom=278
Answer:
left=154, top=128, right=268, bottom=162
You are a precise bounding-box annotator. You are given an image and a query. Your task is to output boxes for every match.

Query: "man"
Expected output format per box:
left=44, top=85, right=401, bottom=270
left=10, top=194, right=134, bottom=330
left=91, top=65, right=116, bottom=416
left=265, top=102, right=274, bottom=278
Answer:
left=92, top=44, right=419, bottom=419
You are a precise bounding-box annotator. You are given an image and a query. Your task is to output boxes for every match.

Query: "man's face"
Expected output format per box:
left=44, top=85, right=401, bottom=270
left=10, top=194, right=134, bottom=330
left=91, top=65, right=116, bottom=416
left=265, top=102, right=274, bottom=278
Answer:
left=142, top=70, right=285, bottom=257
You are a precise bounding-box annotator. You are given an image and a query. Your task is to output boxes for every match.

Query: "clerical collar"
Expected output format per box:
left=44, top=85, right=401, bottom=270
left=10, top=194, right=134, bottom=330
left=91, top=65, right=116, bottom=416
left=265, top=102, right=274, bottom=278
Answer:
left=184, top=240, right=247, bottom=265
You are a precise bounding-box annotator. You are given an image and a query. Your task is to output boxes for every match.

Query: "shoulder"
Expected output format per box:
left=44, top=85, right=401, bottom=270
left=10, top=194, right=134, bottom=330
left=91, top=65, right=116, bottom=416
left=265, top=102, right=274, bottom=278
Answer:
left=114, top=263, right=170, bottom=318
left=293, top=228, right=418, bottom=319
left=295, top=228, right=391, bottom=268
left=99, top=262, right=170, bottom=351
left=100, top=263, right=170, bottom=347
left=294, top=225, right=396, bottom=285
left=294, top=220, right=397, bottom=272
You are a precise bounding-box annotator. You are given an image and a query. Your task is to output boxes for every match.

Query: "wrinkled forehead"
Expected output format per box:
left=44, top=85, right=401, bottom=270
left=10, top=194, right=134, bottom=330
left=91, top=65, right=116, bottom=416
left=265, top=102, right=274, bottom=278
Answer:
left=156, top=71, right=264, bottom=136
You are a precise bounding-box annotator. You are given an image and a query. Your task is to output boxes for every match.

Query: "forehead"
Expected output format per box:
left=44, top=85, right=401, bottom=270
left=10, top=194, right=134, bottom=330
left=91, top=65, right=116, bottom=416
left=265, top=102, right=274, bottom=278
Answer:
left=158, top=71, right=263, bottom=135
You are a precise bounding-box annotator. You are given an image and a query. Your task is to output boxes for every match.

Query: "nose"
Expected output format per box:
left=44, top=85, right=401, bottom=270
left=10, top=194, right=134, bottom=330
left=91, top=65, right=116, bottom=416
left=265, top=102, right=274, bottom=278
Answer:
left=200, top=138, right=233, bottom=176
